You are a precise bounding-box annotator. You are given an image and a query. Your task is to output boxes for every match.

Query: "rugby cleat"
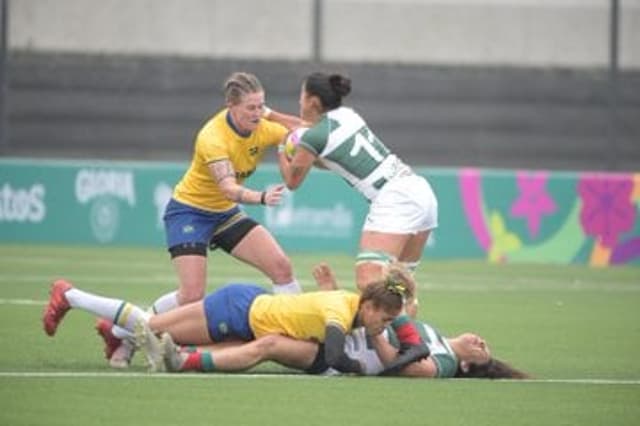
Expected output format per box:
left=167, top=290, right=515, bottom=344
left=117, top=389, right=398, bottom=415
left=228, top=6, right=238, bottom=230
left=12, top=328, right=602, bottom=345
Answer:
left=135, top=319, right=165, bottom=372
left=109, top=341, right=136, bottom=369
left=95, top=319, right=122, bottom=360
left=43, top=279, right=73, bottom=336
left=161, top=332, right=187, bottom=372
left=95, top=318, right=135, bottom=368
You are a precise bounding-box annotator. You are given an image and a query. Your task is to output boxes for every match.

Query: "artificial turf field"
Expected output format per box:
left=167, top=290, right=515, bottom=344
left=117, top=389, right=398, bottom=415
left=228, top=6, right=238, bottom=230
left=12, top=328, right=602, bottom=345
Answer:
left=0, top=244, right=638, bottom=426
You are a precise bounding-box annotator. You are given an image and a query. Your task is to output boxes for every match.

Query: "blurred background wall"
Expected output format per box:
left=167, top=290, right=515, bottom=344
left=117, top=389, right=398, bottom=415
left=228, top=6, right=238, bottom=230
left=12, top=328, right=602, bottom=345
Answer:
left=1, top=0, right=639, bottom=170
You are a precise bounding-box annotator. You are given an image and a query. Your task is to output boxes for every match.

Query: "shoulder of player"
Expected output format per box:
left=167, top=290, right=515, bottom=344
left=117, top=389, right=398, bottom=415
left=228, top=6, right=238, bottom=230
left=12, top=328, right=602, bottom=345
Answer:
left=314, top=289, right=358, bottom=301
left=196, top=111, right=228, bottom=141
left=302, top=118, right=332, bottom=144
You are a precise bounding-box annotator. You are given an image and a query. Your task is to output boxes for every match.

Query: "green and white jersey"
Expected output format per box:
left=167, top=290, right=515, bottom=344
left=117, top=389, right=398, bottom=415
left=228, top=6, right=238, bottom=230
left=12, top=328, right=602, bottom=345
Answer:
left=386, top=321, right=459, bottom=378
left=339, top=321, right=459, bottom=378
left=299, top=107, right=411, bottom=201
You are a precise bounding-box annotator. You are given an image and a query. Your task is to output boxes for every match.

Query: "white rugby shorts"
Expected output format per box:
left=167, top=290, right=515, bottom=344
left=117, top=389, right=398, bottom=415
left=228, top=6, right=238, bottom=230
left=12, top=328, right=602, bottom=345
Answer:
left=363, top=174, right=438, bottom=233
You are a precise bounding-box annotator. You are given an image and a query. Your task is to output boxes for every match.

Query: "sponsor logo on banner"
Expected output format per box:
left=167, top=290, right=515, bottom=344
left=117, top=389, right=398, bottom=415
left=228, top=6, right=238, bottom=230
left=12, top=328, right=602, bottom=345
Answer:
left=0, top=183, right=46, bottom=223
left=75, top=169, right=136, bottom=243
left=265, top=188, right=353, bottom=237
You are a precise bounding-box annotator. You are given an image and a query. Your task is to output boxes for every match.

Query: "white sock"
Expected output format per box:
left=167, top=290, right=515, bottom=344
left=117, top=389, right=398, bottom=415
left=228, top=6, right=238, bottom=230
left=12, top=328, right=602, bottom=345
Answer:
left=112, top=325, right=134, bottom=340
left=272, top=280, right=302, bottom=294
left=64, top=288, right=148, bottom=333
left=110, top=291, right=179, bottom=340
left=150, top=290, right=179, bottom=314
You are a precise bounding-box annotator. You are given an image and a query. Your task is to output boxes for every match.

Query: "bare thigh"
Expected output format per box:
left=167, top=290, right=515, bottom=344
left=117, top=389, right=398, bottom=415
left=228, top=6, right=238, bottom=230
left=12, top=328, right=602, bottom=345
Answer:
left=398, top=230, right=431, bottom=262
left=149, top=302, right=211, bottom=345
left=360, top=230, right=431, bottom=262
left=261, top=335, right=319, bottom=370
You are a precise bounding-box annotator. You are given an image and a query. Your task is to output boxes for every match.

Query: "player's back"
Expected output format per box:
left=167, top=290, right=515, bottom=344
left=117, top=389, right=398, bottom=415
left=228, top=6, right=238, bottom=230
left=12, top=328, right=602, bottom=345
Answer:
left=249, top=290, right=360, bottom=341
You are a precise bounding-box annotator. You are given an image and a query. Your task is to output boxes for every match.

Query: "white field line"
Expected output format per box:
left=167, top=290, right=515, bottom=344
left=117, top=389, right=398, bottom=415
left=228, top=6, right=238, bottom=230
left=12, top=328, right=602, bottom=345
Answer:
left=1, top=254, right=638, bottom=291
left=2, top=278, right=640, bottom=295
left=0, top=371, right=638, bottom=385
left=0, top=254, right=167, bottom=269
left=0, top=274, right=180, bottom=286
left=2, top=253, right=638, bottom=288
left=0, top=298, right=152, bottom=307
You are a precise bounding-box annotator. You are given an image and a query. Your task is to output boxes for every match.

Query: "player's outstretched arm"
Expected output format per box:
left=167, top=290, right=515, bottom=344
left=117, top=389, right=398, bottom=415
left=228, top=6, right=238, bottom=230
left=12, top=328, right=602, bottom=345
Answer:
left=263, top=106, right=305, bottom=130
left=371, top=333, right=435, bottom=377
left=324, top=323, right=363, bottom=374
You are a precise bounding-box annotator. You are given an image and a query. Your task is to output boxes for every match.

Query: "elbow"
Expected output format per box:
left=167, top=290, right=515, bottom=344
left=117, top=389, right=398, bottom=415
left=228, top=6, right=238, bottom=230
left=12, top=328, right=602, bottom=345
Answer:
left=285, top=176, right=304, bottom=191
left=285, top=181, right=300, bottom=191
left=218, top=185, right=238, bottom=202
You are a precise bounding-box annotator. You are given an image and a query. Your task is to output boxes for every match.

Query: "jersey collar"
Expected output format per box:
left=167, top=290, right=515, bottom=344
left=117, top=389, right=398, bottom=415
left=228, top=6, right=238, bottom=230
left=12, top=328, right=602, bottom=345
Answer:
left=226, top=111, right=252, bottom=138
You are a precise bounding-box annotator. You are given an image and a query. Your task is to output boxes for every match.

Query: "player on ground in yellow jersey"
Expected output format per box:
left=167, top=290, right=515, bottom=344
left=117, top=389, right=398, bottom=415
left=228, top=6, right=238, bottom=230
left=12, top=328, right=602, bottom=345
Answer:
left=156, top=263, right=525, bottom=379
left=96, top=72, right=304, bottom=368
left=43, top=267, right=411, bottom=373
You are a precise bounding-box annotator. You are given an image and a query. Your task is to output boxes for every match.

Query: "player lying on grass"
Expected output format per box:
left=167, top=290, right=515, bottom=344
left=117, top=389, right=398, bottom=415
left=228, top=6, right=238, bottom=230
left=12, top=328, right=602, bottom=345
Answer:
left=43, top=265, right=416, bottom=374
left=157, top=317, right=525, bottom=378
left=150, top=263, right=527, bottom=379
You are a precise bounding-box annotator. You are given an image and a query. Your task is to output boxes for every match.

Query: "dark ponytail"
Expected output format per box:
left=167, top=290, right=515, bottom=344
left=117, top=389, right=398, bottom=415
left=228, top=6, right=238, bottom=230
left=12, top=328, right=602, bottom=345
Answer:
left=455, top=358, right=529, bottom=380
left=328, top=74, right=352, bottom=98
left=304, top=72, right=352, bottom=112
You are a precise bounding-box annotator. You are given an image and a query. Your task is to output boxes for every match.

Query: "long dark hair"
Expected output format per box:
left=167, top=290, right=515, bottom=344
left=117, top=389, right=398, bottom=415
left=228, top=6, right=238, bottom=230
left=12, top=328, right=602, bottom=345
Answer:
left=303, top=72, right=352, bottom=112
left=455, top=358, right=529, bottom=380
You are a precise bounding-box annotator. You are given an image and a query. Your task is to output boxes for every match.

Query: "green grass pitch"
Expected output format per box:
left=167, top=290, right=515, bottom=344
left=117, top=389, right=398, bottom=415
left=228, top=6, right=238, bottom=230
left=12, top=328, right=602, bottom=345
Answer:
left=0, top=244, right=639, bottom=426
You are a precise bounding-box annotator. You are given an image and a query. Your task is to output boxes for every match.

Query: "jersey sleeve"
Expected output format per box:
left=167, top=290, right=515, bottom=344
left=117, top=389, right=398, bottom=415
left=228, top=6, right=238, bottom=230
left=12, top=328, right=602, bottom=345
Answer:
left=197, top=130, right=229, bottom=164
left=298, top=120, right=331, bottom=156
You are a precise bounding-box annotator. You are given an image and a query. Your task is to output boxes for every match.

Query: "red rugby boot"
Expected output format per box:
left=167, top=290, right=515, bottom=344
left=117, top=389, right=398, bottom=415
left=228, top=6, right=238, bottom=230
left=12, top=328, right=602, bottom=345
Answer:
left=43, top=279, right=73, bottom=336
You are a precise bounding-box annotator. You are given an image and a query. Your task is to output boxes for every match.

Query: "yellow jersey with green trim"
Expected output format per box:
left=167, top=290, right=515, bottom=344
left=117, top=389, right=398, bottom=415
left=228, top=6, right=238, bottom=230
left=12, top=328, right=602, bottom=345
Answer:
left=173, top=109, right=288, bottom=212
left=248, top=290, right=360, bottom=341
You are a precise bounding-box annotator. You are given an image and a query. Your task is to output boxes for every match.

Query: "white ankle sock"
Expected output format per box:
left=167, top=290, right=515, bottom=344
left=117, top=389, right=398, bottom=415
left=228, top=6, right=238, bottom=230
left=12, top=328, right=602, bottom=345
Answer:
left=150, top=290, right=179, bottom=314
left=272, top=280, right=302, bottom=294
left=111, top=325, right=134, bottom=340
left=110, top=290, right=179, bottom=340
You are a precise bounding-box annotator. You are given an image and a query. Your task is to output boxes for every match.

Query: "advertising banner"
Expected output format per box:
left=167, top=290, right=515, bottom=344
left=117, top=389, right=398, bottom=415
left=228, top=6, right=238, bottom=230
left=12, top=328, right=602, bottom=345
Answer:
left=1, top=158, right=638, bottom=266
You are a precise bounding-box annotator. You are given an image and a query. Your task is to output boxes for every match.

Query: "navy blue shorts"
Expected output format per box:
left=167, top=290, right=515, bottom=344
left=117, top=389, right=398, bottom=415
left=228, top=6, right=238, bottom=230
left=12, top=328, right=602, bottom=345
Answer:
left=203, top=284, right=268, bottom=342
left=163, top=198, right=243, bottom=249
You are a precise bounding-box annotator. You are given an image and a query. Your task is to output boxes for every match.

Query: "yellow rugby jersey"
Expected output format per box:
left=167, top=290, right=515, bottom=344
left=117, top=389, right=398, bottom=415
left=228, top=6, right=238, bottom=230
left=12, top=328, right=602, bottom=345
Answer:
left=173, top=109, right=288, bottom=212
left=248, top=290, right=360, bottom=341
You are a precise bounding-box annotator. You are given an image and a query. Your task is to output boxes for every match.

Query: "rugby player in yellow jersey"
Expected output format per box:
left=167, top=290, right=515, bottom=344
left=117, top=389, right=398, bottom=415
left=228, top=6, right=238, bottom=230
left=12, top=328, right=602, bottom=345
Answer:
left=43, top=269, right=409, bottom=374
left=95, top=72, right=304, bottom=368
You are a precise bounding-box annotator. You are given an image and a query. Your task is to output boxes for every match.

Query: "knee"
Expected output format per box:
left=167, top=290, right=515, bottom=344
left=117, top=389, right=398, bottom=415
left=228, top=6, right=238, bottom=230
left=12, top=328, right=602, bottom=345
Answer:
left=254, top=334, right=280, bottom=357
left=178, top=286, right=205, bottom=305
